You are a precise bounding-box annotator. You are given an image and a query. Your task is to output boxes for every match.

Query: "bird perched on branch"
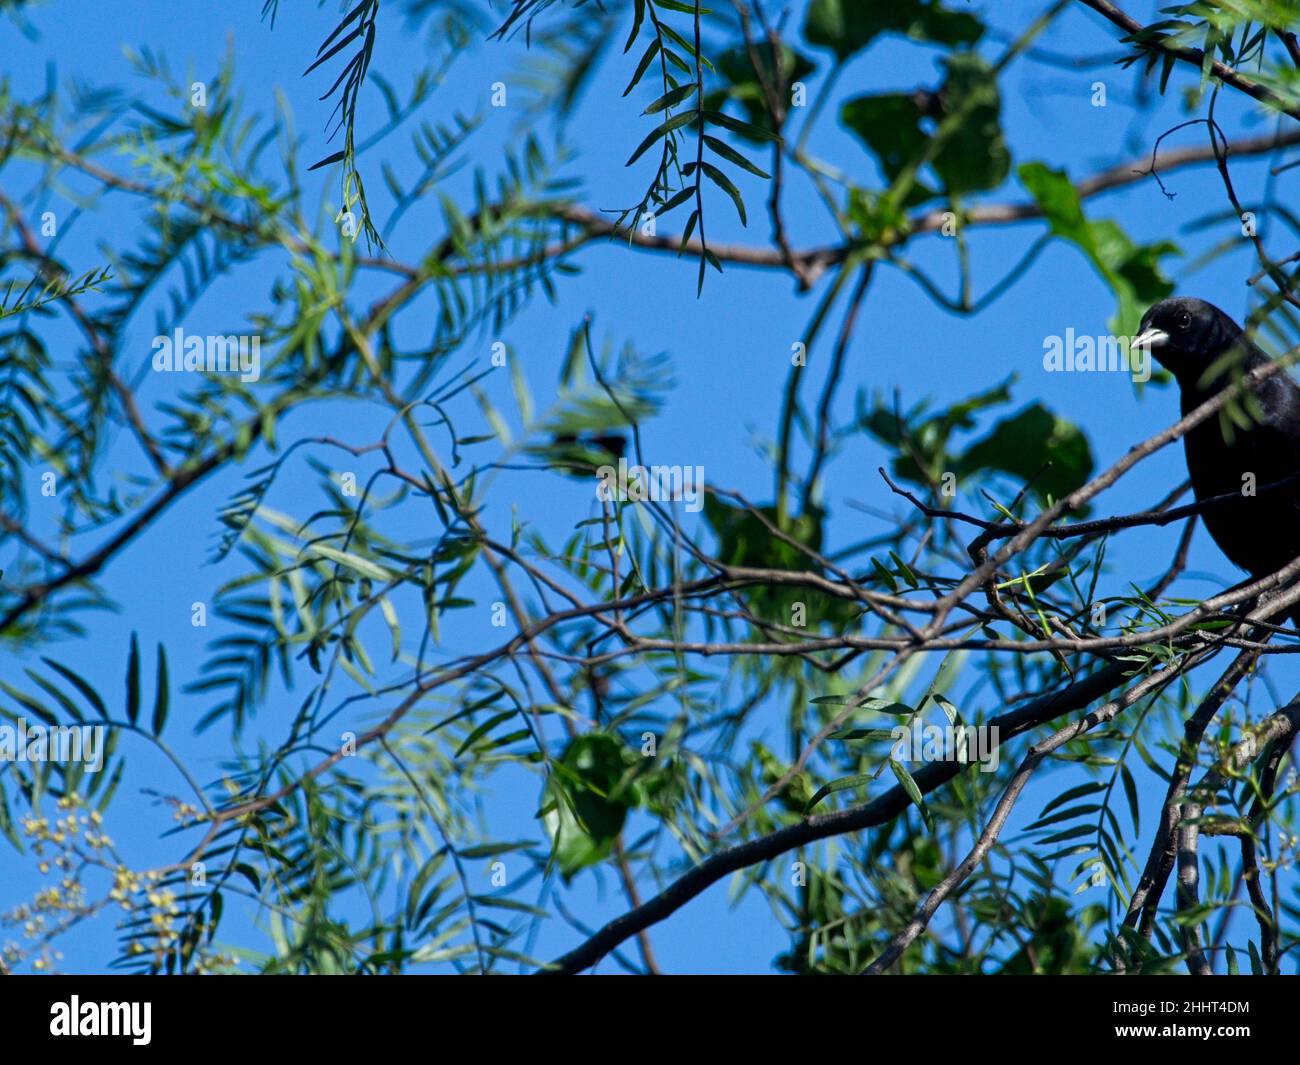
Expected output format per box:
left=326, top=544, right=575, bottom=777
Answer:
left=1133, top=296, right=1300, bottom=607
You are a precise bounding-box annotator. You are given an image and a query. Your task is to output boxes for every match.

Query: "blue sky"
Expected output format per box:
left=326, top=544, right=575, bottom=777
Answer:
left=3, top=0, right=1297, bottom=973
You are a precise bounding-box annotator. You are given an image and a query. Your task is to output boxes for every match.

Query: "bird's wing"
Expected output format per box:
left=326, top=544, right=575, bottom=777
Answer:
left=1253, top=371, right=1300, bottom=468
left=1245, top=371, right=1300, bottom=528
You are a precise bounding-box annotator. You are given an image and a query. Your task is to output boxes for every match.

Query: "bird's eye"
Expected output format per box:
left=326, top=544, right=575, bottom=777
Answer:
left=1175, top=311, right=1192, bottom=330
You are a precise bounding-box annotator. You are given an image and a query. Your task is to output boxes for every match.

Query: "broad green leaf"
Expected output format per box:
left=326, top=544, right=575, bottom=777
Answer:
left=804, top=0, right=982, bottom=60
left=542, top=734, right=641, bottom=880
left=1018, top=161, right=1178, bottom=334
left=957, top=403, right=1094, bottom=505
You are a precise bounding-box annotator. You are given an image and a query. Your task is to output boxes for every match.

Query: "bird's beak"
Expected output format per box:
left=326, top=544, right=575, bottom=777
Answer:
left=1131, top=327, right=1169, bottom=350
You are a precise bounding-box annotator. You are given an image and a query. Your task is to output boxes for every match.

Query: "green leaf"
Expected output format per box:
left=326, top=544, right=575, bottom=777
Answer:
left=828, top=727, right=899, bottom=742
left=812, top=695, right=914, bottom=716
left=151, top=644, right=169, bottom=736
left=655, top=183, right=697, bottom=217
left=805, top=0, right=983, bottom=62
left=932, top=693, right=961, bottom=728
left=1039, top=824, right=1095, bottom=845
left=703, top=134, right=770, bottom=178
left=379, top=596, right=402, bottom=662
left=623, top=38, right=661, bottom=96
left=932, top=55, right=1009, bottom=196
left=1039, top=781, right=1107, bottom=819
left=624, top=0, right=646, bottom=53
left=888, top=550, right=918, bottom=588
left=125, top=633, right=140, bottom=727
left=871, top=555, right=898, bottom=592
left=957, top=403, right=1094, bottom=505
left=644, top=82, right=697, bottom=115
left=701, top=109, right=780, bottom=142
left=310, top=544, right=397, bottom=582
left=0, top=681, right=59, bottom=727
left=458, top=841, right=532, bottom=859
left=841, top=94, right=929, bottom=185
left=889, top=758, right=933, bottom=830
left=699, top=161, right=747, bottom=225
left=704, top=497, right=858, bottom=627
left=1017, top=161, right=1178, bottom=334
left=805, top=772, right=874, bottom=813
left=626, top=110, right=695, bottom=167
left=41, top=659, right=108, bottom=719
left=455, top=709, right=517, bottom=757
left=841, top=56, right=1008, bottom=200
left=542, top=734, right=641, bottom=881
left=712, top=45, right=814, bottom=142
left=1120, top=763, right=1140, bottom=834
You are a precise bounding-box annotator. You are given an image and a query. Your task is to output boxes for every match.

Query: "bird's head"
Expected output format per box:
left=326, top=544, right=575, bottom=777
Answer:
left=1133, top=296, right=1244, bottom=385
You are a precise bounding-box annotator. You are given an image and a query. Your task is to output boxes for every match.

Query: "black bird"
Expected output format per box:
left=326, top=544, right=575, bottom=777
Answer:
left=1133, top=296, right=1300, bottom=596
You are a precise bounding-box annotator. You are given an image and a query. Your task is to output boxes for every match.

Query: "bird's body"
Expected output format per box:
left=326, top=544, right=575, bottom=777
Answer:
left=1135, top=297, right=1300, bottom=588
left=1178, top=358, right=1300, bottom=580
